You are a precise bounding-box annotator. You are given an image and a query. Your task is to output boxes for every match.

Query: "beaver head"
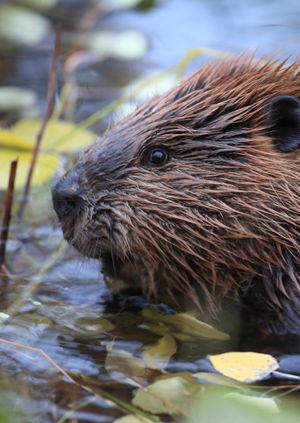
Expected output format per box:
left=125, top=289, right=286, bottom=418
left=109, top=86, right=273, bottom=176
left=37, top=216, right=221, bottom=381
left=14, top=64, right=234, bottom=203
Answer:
left=52, top=57, right=300, bottom=335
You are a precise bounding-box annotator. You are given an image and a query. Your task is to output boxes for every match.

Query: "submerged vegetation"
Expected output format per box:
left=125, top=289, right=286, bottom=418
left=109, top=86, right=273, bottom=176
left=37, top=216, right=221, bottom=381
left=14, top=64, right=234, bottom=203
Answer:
left=0, top=0, right=300, bottom=422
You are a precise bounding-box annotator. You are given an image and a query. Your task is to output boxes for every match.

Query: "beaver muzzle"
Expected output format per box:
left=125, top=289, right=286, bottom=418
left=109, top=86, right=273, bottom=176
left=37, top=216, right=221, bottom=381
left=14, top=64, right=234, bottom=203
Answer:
left=52, top=170, right=85, bottom=220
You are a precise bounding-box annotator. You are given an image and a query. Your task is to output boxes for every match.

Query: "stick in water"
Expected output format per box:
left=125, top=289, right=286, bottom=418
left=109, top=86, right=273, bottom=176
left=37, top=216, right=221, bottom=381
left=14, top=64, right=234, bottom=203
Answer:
left=0, top=160, right=18, bottom=269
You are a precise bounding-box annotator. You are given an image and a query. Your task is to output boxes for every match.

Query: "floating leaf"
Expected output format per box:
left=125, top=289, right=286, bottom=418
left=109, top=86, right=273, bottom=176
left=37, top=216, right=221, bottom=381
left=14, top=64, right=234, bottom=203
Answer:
left=0, top=87, right=36, bottom=112
left=132, top=374, right=202, bottom=415
left=105, top=348, right=147, bottom=381
left=88, top=30, right=148, bottom=60
left=142, top=309, right=230, bottom=341
left=0, top=5, right=49, bottom=46
left=143, top=334, right=177, bottom=370
left=75, top=316, right=115, bottom=335
left=209, top=352, right=279, bottom=383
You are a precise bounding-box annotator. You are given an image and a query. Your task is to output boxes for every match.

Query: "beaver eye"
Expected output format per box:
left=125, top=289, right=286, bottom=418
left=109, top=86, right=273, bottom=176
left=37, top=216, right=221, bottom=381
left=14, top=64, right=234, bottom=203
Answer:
left=146, top=148, right=169, bottom=166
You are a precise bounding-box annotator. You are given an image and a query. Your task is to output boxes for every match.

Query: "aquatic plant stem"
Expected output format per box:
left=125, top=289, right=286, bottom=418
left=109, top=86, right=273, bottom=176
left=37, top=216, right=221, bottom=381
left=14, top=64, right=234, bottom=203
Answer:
left=0, top=159, right=18, bottom=270
left=18, top=26, right=61, bottom=219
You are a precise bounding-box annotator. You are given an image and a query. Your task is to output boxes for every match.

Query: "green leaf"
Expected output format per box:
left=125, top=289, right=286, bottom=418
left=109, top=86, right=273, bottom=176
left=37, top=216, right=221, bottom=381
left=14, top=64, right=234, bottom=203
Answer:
left=132, top=374, right=202, bottom=415
left=187, top=387, right=300, bottom=423
left=224, top=393, right=279, bottom=414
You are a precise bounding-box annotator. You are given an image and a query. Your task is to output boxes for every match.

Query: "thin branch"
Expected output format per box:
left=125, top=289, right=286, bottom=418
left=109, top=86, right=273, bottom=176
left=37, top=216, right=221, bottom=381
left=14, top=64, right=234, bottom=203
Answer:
left=18, top=26, right=61, bottom=219
left=0, top=160, right=18, bottom=270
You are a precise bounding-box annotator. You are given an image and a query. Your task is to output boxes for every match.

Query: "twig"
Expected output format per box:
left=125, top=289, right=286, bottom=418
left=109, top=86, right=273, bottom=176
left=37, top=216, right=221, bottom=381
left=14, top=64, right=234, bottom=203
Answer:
left=0, top=160, right=18, bottom=270
left=18, top=26, right=61, bottom=219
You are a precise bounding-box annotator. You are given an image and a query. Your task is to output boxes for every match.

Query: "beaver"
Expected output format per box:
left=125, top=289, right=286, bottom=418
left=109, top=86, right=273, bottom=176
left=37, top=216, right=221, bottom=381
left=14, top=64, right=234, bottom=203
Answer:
left=52, top=56, right=300, bottom=336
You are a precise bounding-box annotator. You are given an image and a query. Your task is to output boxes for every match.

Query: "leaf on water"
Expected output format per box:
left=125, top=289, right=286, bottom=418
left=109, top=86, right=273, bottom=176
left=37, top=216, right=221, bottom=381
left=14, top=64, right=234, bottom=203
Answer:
left=141, top=309, right=230, bottom=341
left=0, top=149, right=58, bottom=189
left=0, top=5, right=50, bottom=46
left=88, top=30, right=148, bottom=60
left=224, top=393, right=279, bottom=414
left=209, top=352, right=279, bottom=383
left=75, top=317, right=115, bottom=335
left=105, top=348, right=147, bottom=381
left=132, top=374, right=202, bottom=415
left=143, top=334, right=177, bottom=370
left=139, top=322, right=170, bottom=337
left=114, top=414, right=154, bottom=423
left=0, top=87, right=36, bottom=112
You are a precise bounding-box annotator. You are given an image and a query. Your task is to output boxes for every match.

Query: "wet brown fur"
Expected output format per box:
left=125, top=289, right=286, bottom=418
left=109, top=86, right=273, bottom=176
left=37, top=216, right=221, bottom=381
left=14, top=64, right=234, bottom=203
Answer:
left=56, top=56, right=300, bottom=335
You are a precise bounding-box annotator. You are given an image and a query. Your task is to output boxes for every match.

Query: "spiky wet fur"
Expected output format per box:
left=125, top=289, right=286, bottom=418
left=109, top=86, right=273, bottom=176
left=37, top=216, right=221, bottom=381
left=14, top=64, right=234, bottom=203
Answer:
left=59, top=56, right=300, bottom=335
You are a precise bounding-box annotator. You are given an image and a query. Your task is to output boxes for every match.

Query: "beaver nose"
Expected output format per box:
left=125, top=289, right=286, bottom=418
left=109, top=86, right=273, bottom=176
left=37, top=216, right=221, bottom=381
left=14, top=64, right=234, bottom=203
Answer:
left=52, top=189, right=83, bottom=219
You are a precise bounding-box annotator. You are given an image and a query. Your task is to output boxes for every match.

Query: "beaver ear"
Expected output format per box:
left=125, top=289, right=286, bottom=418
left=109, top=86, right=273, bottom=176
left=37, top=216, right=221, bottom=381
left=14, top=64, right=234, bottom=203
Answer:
left=268, top=95, right=300, bottom=153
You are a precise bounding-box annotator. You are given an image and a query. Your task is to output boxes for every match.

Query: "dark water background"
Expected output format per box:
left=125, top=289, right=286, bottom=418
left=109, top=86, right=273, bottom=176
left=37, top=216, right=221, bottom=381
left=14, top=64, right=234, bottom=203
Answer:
left=1, top=0, right=300, bottom=422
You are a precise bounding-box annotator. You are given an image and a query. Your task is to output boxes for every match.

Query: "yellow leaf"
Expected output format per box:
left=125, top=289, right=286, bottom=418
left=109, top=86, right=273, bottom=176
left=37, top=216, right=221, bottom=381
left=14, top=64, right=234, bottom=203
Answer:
left=209, top=352, right=279, bottom=383
left=0, top=150, right=58, bottom=189
left=143, top=334, right=177, bottom=370
left=0, top=129, right=33, bottom=150
left=0, top=118, right=95, bottom=188
left=13, top=119, right=96, bottom=153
